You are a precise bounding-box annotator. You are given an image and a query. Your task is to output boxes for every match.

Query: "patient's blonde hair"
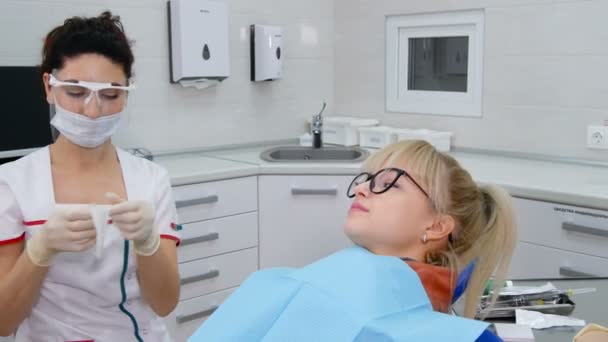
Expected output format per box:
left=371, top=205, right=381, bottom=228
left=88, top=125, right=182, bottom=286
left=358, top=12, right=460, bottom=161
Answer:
left=362, top=140, right=518, bottom=318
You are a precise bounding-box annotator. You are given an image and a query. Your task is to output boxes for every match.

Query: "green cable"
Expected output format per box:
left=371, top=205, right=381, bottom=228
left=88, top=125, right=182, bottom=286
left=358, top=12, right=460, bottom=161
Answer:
left=483, top=278, right=509, bottom=296
left=119, top=240, right=144, bottom=342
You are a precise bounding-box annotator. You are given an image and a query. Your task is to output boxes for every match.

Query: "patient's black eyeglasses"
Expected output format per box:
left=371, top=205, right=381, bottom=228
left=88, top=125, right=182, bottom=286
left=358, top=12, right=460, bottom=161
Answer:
left=347, top=168, right=429, bottom=198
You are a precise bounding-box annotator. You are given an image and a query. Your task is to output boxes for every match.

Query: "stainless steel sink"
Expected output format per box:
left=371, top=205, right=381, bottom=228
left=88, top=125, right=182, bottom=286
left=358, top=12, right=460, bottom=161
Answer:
left=260, top=146, right=369, bottom=162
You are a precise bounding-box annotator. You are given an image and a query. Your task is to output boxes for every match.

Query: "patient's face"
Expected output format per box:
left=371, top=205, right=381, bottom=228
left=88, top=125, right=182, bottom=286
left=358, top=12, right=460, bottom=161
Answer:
left=344, top=161, right=435, bottom=259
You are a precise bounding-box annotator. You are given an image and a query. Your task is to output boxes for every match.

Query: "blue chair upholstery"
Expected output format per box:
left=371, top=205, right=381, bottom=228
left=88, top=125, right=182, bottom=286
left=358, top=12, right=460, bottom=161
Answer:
left=453, top=261, right=476, bottom=303
left=477, top=329, right=504, bottom=342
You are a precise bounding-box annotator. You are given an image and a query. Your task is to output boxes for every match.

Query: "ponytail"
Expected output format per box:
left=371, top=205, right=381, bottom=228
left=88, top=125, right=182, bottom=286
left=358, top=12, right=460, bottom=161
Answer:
left=460, top=185, right=518, bottom=318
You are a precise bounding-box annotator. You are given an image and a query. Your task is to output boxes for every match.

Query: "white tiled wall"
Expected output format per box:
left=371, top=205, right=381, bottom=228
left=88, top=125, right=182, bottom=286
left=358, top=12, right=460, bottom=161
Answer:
left=3, top=0, right=606, bottom=159
left=0, top=0, right=334, bottom=152
left=334, top=0, right=608, bottom=160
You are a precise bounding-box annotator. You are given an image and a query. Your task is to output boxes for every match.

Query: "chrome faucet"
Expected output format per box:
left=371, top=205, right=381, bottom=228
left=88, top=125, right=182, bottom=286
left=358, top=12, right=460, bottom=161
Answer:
left=311, top=101, right=326, bottom=148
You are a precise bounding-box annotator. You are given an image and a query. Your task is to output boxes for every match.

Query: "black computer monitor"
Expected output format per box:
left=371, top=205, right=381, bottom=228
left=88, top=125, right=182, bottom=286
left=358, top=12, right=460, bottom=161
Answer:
left=0, top=66, right=53, bottom=164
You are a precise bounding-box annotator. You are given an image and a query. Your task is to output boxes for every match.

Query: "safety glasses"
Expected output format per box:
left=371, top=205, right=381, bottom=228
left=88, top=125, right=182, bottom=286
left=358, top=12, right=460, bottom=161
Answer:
left=49, top=74, right=135, bottom=107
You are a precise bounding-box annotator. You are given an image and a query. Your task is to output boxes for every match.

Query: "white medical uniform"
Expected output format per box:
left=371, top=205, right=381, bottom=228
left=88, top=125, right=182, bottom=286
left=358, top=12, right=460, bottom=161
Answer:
left=0, top=146, right=181, bottom=342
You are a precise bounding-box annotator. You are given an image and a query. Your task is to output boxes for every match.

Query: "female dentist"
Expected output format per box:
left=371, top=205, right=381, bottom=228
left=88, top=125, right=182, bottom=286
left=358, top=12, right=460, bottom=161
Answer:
left=0, top=11, right=180, bottom=341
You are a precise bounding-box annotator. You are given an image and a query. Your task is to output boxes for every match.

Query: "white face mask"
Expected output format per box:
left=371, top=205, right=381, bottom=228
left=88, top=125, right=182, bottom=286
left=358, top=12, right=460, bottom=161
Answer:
left=50, top=102, right=124, bottom=148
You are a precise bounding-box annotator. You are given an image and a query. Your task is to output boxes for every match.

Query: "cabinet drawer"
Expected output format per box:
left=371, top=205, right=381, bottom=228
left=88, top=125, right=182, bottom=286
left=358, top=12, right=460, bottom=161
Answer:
left=508, top=241, right=608, bottom=280
left=178, top=212, right=258, bottom=263
left=165, top=287, right=235, bottom=342
left=173, top=176, right=257, bottom=224
left=258, top=175, right=354, bottom=268
left=178, top=247, right=257, bottom=301
left=514, top=197, right=608, bottom=259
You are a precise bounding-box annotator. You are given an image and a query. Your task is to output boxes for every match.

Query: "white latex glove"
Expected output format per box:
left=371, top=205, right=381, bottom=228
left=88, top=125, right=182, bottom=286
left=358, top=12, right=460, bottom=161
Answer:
left=106, top=192, right=160, bottom=256
left=26, top=206, right=96, bottom=267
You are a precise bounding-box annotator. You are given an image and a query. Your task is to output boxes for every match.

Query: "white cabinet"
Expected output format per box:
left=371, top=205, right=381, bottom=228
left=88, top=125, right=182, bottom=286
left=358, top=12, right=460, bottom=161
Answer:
left=509, top=197, right=608, bottom=279
left=165, top=287, right=235, bottom=342
left=0, top=336, right=14, bottom=342
left=165, top=173, right=357, bottom=339
left=178, top=248, right=258, bottom=301
left=165, top=176, right=259, bottom=342
left=258, top=175, right=355, bottom=268
left=173, top=177, right=257, bottom=224
left=178, top=212, right=258, bottom=263
left=509, top=241, right=608, bottom=279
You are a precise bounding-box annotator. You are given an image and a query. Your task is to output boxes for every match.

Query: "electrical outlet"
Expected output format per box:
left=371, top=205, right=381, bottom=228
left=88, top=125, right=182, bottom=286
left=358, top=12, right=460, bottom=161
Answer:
left=587, top=125, right=608, bottom=149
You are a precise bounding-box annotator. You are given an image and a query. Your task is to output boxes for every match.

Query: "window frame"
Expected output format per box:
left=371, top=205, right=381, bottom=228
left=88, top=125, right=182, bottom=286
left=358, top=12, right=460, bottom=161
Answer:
left=386, top=10, right=485, bottom=117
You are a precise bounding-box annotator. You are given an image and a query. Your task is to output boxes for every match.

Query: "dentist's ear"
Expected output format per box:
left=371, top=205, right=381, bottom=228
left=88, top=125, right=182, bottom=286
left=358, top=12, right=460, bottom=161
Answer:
left=42, top=72, right=54, bottom=104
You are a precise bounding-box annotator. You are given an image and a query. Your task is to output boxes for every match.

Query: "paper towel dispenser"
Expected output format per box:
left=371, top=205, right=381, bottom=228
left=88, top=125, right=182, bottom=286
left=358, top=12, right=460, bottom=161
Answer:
left=168, top=0, right=230, bottom=87
left=250, top=25, right=283, bottom=82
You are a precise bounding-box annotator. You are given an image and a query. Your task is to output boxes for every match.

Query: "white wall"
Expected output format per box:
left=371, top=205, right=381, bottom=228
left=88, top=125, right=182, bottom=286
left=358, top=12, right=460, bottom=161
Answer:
left=0, top=0, right=334, bottom=152
left=334, top=0, right=608, bottom=160
left=4, top=0, right=607, bottom=160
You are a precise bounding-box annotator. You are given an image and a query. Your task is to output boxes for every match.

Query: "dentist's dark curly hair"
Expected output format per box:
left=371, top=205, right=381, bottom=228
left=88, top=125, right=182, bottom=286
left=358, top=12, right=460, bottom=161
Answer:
left=41, top=11, right=134, bottom=80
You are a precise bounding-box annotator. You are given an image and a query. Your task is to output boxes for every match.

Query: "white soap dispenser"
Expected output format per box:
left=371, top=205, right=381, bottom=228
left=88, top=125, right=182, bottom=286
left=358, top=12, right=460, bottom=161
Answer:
left=168, top=0, right=230, bottom=87
left=250, top=25, right=283, bottom=82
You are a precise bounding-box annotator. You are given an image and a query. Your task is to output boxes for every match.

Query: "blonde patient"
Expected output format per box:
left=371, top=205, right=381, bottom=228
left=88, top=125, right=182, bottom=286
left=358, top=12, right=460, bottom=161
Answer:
left=190, top=140, right=518, bottom=341
left=344, top=140, right=517, bottom=317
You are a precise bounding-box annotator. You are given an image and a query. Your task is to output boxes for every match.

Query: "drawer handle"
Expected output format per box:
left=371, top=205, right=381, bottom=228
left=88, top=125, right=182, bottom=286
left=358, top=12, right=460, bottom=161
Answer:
left=175, top=195, right=219, bottom=208
left=562, top=222, right=608, bottom=238
left=176, top=305, right=219, bottom=324
left=291, top=188, right=338, bottom=196
left=180, top=269, right=220, bottom=285
left=181, top=232, right=220, bottom=247
left=559, top=266, right=599, bottom=278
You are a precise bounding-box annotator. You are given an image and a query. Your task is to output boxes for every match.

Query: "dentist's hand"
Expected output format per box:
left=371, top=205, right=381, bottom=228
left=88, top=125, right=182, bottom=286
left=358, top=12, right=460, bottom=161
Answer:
left=106, top=192, right=160, bottom=256
left=26, top=206, right=96, bottom=267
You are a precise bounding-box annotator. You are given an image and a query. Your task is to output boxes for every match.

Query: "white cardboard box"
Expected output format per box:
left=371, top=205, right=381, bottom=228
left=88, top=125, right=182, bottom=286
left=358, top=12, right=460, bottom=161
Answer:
left=394, top=128, right=453, bottom=152
left=358, top=126, right=396, bottom=148
left=313, top=117, right=379, bottom=146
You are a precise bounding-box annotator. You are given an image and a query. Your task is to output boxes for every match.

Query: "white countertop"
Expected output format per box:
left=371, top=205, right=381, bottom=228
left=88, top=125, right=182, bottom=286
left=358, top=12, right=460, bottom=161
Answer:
left=155, top=152, right=259, bottom=186
left=154, top=145, right=608, bottom=210
left=452, top=152, right=608, bottom=210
